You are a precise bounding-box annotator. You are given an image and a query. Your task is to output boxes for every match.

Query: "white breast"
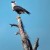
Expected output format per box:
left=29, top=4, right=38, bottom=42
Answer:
left=11, top=3, right=16, bottom=10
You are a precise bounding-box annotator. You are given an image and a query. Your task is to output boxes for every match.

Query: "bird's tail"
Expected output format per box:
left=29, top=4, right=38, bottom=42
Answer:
left=25, top=9, right=30, bottom=14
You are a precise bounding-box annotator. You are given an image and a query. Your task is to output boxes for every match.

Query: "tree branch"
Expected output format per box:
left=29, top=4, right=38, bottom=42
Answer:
left=33, top=38, right=39, bottom=50
left=10, top=24, right=18, bottom=28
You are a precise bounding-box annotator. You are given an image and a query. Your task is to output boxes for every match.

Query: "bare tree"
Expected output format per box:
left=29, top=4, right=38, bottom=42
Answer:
left=10, top=16, right=39, bottom=50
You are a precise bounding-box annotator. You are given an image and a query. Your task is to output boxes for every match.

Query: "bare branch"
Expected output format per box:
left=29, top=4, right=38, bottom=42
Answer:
left=33, top=38, right=39, bottom=50
left=16, top=32, right=19, bottom=35
left=10, top=24, right=18, bottom=28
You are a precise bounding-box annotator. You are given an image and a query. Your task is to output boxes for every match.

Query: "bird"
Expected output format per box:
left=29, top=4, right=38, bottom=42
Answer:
left=11, top=1, right=30, bottom=15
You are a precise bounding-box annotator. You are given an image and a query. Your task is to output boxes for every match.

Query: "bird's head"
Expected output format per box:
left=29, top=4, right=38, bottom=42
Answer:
left=11, top=1, right=15, bottom=3
left=11, top=1, right=16, bottom=10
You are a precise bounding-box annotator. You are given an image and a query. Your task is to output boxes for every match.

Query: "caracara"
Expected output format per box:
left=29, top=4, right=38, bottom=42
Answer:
left=11, top=1, right=30, bottom=14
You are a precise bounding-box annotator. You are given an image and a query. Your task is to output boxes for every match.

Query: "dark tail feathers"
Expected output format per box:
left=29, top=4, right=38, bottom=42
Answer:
left=25, top=9, right=30, bottom=14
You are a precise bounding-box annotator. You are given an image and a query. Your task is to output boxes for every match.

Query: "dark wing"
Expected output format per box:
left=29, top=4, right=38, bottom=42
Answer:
left=14, top=6, right=30, bottom=14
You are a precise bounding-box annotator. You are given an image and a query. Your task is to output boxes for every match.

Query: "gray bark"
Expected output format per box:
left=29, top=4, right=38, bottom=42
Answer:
left=10, top=16, right=39, bottom=50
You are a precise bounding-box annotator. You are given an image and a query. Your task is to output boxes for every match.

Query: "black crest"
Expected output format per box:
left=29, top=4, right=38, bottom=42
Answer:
left=11, top=1, right=15, bottom=3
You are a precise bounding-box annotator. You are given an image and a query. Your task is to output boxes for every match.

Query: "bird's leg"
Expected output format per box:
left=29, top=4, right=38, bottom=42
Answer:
left=16, top=14, right=20, bottom=19
left=18, top=14, right=20, bottom=17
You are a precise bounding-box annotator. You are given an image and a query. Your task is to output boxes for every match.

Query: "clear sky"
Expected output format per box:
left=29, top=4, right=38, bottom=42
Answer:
left=0, top=0, right=50, bottom=50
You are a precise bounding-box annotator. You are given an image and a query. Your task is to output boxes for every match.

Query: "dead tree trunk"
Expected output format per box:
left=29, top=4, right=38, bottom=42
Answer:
left=17, top=16, right=33, bottom=50
left=10, top=16, right=39, bottom=50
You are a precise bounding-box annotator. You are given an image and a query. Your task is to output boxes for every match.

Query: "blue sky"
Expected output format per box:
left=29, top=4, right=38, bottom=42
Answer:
left=0, top=0, right=50, bottom=50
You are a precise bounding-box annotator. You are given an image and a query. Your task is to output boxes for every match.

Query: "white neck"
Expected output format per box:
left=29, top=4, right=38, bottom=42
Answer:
left=11, top=3, right=16, bottom=10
